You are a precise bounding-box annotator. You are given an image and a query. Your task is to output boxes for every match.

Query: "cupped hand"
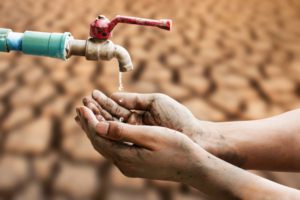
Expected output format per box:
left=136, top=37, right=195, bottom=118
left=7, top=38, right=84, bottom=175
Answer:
left=75, top=106, right=202, bottom=181
left=82, top=90, right=205, bottom=142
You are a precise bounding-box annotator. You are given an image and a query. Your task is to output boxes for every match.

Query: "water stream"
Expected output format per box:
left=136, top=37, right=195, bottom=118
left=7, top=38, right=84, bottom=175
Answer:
left=118, top=71, right=124, bottom=123
left=118, top=71, right=124, bottom=92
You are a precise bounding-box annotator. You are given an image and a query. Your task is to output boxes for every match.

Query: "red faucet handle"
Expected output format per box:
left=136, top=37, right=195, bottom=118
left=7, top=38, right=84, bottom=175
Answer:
left=90, top=15, right=172, bottom=40
left=110, top=15, right=172, bottom=31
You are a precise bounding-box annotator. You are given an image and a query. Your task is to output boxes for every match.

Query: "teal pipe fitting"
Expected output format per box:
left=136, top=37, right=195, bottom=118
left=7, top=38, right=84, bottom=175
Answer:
left=0, top=28, right=72, bottom=60
left=0, top=28, right=12, bottom=52
left=22, top=31, right=71, bottom=60
left=7, top=32, right=24, bottom=51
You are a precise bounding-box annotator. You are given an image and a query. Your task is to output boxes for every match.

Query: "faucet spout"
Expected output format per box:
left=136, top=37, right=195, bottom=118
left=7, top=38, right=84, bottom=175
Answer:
left=68, top=38, right=133, bottom=72
left=113, top=44, right=133, bottom=72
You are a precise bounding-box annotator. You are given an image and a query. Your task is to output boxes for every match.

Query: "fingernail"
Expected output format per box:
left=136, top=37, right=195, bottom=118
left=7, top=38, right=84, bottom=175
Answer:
left=95, top=121, right=109, bottom=136
left=92, top=90, right=99, bottom=99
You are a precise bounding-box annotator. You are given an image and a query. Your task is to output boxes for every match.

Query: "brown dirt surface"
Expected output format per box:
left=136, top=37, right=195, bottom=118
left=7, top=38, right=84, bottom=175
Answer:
left=0, top=0, right=300, bottom=199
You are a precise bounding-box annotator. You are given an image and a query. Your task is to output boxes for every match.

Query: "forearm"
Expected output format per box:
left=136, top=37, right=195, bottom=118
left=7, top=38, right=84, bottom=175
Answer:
left=184, top=147, right=300, bottom=199
left=195, top=109, right=300, bottom=171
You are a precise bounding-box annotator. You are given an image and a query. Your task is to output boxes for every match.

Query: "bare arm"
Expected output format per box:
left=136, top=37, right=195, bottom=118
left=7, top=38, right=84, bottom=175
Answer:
left=76, top=106, right=300, bottom=200
left=198, top=109, right=300, bottom=171
left=187, top=146, right=300, bottom=200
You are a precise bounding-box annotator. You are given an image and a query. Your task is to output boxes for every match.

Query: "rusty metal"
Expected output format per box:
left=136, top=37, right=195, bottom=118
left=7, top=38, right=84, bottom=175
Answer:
left=68, top=38, right=133, bottom=72
left=67, top=39, right=86, bottom=57
left=90, top=15, right=172, bottom=39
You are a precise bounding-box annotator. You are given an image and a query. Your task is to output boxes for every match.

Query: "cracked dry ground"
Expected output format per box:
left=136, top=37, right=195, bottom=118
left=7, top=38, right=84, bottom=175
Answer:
left=1, top=0, right=300, bottom=199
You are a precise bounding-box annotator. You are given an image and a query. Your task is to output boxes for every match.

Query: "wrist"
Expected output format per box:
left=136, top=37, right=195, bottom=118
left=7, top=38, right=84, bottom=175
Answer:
left=181, top=145, right=229, bottom=197
left=191, top=119, right=222, bottom=153
left=192, top=120, right=246, bottom=168
left=181, top=144, right=208, bottom=185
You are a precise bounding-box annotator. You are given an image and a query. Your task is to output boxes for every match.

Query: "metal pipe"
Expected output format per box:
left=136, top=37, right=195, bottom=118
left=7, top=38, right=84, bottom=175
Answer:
left=67, top=39, right=86, bottom=57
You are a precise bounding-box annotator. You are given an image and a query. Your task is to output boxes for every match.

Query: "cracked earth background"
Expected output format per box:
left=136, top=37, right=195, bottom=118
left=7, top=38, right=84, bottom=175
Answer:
left=0, top=0, right=300, bottom=199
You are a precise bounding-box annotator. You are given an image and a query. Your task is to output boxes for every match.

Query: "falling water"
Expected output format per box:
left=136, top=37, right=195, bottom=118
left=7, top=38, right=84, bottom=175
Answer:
left=118, top=72, right=124, bottom=122
left=118, top=71, right=124, bottom=91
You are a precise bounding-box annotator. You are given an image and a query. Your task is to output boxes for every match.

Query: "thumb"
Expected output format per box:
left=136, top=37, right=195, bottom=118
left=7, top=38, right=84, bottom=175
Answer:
left=95, top=121, right=157, bottom=150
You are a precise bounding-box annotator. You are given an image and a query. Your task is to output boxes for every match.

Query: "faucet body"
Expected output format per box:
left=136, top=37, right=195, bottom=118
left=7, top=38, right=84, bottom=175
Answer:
left=68, top=38, right=133, bottom=72
left=0, top=15, right=171, bottom=72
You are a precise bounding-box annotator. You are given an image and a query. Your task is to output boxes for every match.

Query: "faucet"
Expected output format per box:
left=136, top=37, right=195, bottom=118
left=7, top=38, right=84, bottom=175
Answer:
left=0, top=15, right=172, bottom=72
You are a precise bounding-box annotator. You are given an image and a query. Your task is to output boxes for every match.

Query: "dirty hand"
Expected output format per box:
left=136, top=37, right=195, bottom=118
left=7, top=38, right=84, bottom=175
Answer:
left=82, top=90, right=207, bottom=143
left=75, top=106, right=300, bottom=199
left=75, top=106, right=201, bottom=181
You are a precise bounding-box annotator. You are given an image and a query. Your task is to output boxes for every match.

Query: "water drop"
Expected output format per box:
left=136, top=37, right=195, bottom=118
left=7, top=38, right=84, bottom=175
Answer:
left=119, top=117, right=124, bottom=122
